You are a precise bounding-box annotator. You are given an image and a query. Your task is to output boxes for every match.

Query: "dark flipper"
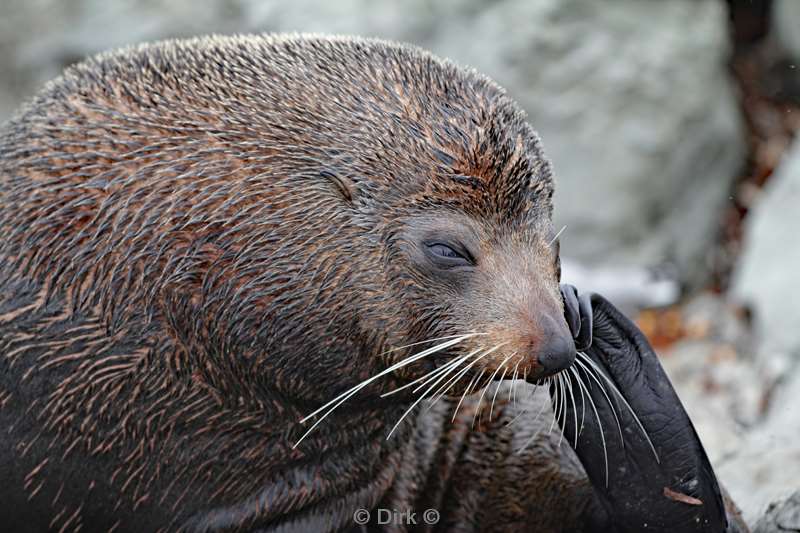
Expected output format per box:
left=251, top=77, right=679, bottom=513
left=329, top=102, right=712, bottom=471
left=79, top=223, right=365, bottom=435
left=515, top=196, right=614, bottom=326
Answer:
left=558, top=287, right=747, bottom=533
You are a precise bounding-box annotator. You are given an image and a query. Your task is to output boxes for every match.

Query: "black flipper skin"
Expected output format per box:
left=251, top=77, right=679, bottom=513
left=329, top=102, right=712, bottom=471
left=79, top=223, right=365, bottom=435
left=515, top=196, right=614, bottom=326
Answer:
left=558, top=285, right=748, bottom=533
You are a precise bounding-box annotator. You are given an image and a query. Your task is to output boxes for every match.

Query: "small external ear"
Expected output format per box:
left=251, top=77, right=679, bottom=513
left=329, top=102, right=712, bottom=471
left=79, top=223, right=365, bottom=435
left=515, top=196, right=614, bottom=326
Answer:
left=320, top=170, right=357, bottom=204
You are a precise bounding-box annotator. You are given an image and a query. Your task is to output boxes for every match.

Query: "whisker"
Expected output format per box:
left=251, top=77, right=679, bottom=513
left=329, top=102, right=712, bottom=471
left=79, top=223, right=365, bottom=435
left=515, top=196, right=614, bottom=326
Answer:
left=421, top=350, right=476, bottom=391
left=548, top=377, right=560, bottom=436
left=556, top=374, right=568, bottom=447
left=575, top=358, right=624, bottom=447
left=302, top=334, right=473, bottom=423
left=563, top=370, right=579, bottom=448
left=577, top=352, right=660, bottom=463
left=516, top=384, right=555, bottom=453
left=548, top=225, right=567, bottom=246
left=469, top=369, right=486, bottom=395
left=489, top=353, right=515, bottom=421
left=426, top=343, right=509, bottom=411
left=569, top=366, right=587, bottom=436
left=385, top=348, right=479, bottom=440
left=452, top=370, right=481, bottom=423
left=379, top=333, right=485, bottom=357
left=510, top=361, right=521, bottom=406
left=293, top=333, right=476, bottom=448
left=383, top=344, right=483, bottom=399
left=405, top=350, right=475, bottom=396
left=571, top=364, right=609, bottom=486
left=472, top=350, right=514, bottom=428
left=504, top=387, right=535, bottom=427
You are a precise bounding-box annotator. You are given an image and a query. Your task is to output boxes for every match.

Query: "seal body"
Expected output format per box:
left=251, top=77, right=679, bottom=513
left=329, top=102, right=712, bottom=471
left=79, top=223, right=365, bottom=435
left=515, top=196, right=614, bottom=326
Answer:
left=0, top=34, right=615, bottom=532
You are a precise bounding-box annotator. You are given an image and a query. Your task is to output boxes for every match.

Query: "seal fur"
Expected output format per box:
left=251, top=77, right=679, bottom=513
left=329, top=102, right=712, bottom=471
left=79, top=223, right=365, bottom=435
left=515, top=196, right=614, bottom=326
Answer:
left=1, top=34, right=606, bottom=532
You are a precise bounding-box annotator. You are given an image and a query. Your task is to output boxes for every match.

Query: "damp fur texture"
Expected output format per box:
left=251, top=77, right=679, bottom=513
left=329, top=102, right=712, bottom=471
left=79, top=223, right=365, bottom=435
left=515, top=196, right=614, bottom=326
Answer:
left=0, top=34, right=590, bottom=532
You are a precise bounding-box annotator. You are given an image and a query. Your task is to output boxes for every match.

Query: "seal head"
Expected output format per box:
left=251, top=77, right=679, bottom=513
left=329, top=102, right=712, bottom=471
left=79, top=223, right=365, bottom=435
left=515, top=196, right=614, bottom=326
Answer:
left=0, top=34, right=574, bottom=406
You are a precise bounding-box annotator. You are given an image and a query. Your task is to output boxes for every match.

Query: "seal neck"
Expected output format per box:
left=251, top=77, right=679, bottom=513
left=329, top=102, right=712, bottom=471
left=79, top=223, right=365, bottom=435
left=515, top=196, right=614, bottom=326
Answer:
left=183, top=400, right=419, bottom=531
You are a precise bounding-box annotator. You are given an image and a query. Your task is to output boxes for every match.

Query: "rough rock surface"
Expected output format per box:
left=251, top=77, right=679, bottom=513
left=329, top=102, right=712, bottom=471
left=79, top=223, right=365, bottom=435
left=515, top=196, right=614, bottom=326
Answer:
left=733, top=139, right=800, bottom=357
left=754, top=490, right=800, bottom=533
left=716, top=369, right=800, bottom=525
left=774, top=0, right=800, bottom=61
left=0, top=0, right=744, bottom=286
left=658, top=290, right=800, bottom=526
left=428, top=0, right=745, bottom=288
left=660, top=294, right=758, bottom=460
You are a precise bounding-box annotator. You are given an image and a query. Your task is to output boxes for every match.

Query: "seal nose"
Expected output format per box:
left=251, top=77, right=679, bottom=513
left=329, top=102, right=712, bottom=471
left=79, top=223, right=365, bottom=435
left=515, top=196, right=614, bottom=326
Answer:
left=537, top=331, right=576, bottom=379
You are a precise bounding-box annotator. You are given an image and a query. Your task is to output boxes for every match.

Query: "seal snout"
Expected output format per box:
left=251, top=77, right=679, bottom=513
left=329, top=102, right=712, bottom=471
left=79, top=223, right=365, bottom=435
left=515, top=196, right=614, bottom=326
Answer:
left=523, top=312, right=577, bottom=382
left=536, top=330, right=576, bottom=379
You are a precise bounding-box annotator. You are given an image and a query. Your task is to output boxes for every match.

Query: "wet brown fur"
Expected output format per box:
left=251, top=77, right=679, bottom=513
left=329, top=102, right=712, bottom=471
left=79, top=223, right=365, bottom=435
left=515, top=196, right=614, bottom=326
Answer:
left=0, top=34, right=594, bottom=532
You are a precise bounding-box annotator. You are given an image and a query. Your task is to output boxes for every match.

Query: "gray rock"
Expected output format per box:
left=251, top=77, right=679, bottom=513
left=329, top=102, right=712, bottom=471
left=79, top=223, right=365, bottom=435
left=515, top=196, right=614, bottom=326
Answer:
left=0, top=0, right=744, bottom=287
left=754, top=490, right=800, bottom=532
left=774, top=0, right=800, bottom=61
left=717, top=369, right=800, bottom=525
left=732, top=139, right=800, bottom=357
left=659, top=293, right=759, bottom=464
left=661, top=336, right=754, bottom=465
left=560, top=258, right=679, bottom=314
left=428, top=0, right=745, bottom=289
left=656, top=292, right=800, bottom=526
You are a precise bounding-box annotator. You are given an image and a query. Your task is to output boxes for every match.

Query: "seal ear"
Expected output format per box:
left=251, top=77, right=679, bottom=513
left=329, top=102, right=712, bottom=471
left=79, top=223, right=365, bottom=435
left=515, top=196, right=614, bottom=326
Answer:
left=320, top=170, right=357, bottom=204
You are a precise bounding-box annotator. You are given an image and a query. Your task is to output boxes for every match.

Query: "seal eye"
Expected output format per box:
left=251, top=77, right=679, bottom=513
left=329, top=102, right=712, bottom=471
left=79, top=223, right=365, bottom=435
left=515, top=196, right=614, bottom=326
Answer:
left=426, top=242, right=472, bottom=267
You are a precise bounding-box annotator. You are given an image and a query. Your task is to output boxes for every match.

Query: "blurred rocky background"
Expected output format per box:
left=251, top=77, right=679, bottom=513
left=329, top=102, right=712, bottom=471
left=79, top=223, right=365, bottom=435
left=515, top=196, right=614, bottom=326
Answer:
left=1, top=0, right=798, bottom=527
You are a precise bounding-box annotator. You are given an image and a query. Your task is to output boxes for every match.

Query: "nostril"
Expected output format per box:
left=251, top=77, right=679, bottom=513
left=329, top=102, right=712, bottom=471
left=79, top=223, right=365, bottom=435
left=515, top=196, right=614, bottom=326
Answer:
left=537, top=334, right=576, bottom=377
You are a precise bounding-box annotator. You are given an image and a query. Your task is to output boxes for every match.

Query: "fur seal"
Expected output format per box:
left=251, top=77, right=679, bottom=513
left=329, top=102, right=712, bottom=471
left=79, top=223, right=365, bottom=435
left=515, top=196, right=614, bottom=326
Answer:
left=0, top=34, right=746, bottom=532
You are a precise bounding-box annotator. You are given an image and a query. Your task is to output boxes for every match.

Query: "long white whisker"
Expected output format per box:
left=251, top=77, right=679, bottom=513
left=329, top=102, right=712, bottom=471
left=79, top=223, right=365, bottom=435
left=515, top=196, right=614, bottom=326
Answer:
left=472, top=349, right=514, bottom=428
left=569, top=366, right=587, bottom=436
left=452, top=370, right=481, bottom=423
left=426, top=345, right=503, bottom=410
left=293, top=333, right=476, bottom=448
left=445, top=343, right=509, bottom=407
left=564, top=370, right=579, bottom=448
left=302, top=334, right=473, bottom=423
left=504, top=382, right=538, bottom=428
left=578, top=352, right=660, bottom=463
left=556, top=374, right=567, bottom=447
left=383, top=344, right=478, bottom=398
left=548, top=225, right=567, bottom=246
left=511, top=361, right=521, bottom=406
left=575, top=357, right=624, bottom=447
left=489, top=353, right=515, bottom=420
left=572, top=364, right=609, bottom=487
left=385, top=349, right=478, bottom=440
left=517, top=385, right=555, bottom=453
left=469, top=369, right=486, bottom=395
left=378, top=333, right=484, bottom=357
left=548, top=377, right=560, bottom=435
left=424, top=349, right=475, bottom=386
left=408, top=351, right=473, bottom=394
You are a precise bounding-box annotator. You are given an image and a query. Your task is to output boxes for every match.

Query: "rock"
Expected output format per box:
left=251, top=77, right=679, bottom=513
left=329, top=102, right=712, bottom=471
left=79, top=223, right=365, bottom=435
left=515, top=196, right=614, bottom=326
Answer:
left=732, top=139, right=800, bottom=357
left=0, top=0, right=744, bottom=287
left=754, top=490, right=800, bottom=533
left=662, top=337, right=752, bottom=463
left=427, top=0, right=745, bottom=289
left=659, top=293, right=759, bottom=464
left=560, top=258, right=679, bottom=314
left=654, top=292, right=800, bottom=526
left=717, top=369, right=800, bottom=525
left=774, top=0, right=800, bottom=61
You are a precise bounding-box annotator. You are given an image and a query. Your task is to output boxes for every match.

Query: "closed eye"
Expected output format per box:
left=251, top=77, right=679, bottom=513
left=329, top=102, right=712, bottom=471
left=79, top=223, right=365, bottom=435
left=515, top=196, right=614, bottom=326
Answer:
left=425, top=242, right=472, bottom=267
